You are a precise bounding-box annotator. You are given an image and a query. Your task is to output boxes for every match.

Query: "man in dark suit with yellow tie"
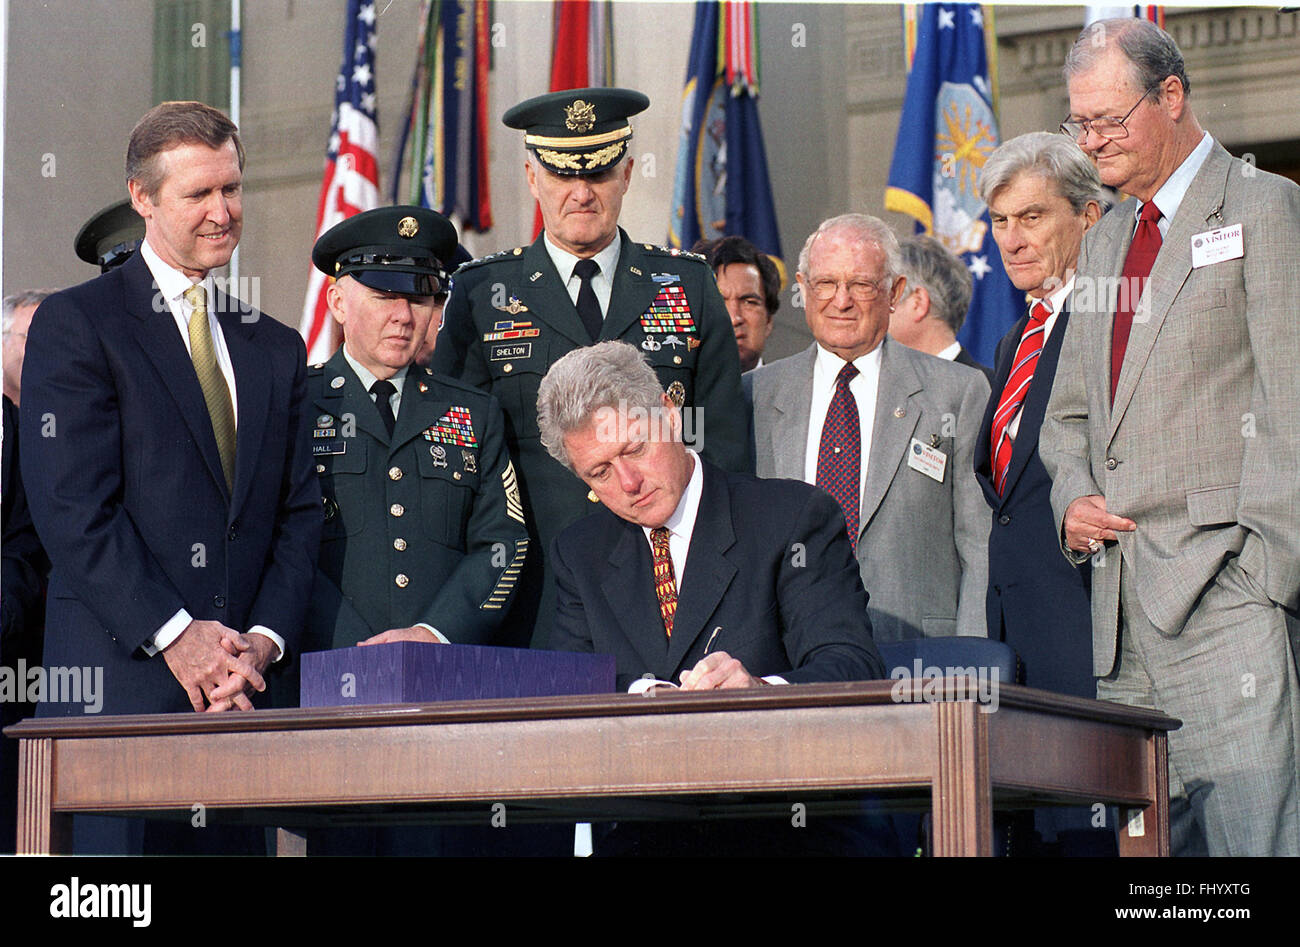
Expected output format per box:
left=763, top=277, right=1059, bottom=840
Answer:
left=20, top=101, right=320, bottom=853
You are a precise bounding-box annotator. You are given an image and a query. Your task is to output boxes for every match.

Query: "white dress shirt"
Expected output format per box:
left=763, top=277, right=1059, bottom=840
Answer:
left=542, top=232, right=622, bottom=319
left=936, top=340, right=962, bottom=361
left=804, top=342, right=884, bottom=506
left=1140, top=130, right=1213, bottom=238
left=139, top=239, right=284, bottom=662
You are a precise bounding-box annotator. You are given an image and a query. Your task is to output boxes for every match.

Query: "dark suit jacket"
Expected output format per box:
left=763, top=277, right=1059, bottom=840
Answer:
left=2, top=395, right=46, bottom=665
left=20, top=251, right=321, bottom=716
left=954, top=345, right=994, bottom=382
left=550, top=459, right=884, bottom=691
left=975, top=306, right=1092, bottom=697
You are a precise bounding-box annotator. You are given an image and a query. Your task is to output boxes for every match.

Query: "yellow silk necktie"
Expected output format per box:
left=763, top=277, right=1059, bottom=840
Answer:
left=184, top=284, right=236, bottom=490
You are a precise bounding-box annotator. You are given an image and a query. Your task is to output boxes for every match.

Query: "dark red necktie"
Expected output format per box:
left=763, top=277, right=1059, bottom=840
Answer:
left=989, top=300, right=1052, bottom=496
left=816, top=363, right=861, bottom=549
left=1111, top=200, right=1162, bottom=402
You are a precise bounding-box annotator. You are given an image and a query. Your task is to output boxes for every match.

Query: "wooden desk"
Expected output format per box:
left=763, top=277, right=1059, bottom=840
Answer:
left=7, top=681, right=1177, bottom=856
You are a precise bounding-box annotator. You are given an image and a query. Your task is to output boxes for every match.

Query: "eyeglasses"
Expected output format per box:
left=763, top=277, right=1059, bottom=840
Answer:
left=808, top=277, right=888, bottom=302
left=1059, top=81, right=1163, bottom=142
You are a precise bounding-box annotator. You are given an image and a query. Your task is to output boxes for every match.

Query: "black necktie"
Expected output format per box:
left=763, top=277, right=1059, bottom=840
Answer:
left=574, top=258, right=602, bottom=341
left=370, top=379, right=396, bottom=438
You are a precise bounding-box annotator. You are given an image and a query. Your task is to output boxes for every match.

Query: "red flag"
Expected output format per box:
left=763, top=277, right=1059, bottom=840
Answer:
left=299, top=0, right=381, bottom=364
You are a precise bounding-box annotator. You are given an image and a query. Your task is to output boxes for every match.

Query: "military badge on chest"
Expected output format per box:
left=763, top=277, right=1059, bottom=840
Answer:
left=640, top=274, right=698, bottom=337
left=312, top=412, right=346, bottom=456
left=423, top=406, right=479, bottom=478
left=422, top=406, right=479, bottom=448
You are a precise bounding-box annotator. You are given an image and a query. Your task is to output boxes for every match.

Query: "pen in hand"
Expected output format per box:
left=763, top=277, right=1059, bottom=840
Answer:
left=703, top=626, right=721, bottom=656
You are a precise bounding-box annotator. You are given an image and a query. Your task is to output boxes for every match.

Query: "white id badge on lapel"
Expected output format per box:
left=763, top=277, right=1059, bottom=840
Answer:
left=1190, top=224, right=1243, bottom=268
left=907, top=438, right=947, bottom=483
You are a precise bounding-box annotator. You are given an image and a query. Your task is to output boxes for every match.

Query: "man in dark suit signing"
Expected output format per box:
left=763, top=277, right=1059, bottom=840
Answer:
left=539, top=341, right=882, bottom=694
left=540, top=341, right=884, bottom=855
left=20, top=101, right=320, bottom=851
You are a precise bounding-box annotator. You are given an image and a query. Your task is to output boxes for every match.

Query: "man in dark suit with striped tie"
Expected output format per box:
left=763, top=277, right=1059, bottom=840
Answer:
left=974, top=132, right=1106, bottom=854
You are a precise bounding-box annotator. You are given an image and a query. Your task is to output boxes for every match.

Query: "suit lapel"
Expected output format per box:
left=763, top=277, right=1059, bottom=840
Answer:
left=601, top=233, right=661, bottom=341
left=764, top=345, right=816, bottom=479
left=218, top=299, right=271, bottom=516
left=513, top=235, right=593, bottom=348
left=602, top=520, right=672, bottom=673
left=859, top=339, right=921, bottom=533
left=665, top=462, right=737, bottom=674
left=1109, top=143, right=1232, bottom=441
left=975, top=314, right=1027, bottom=507
left=999, top=307, right=1071, bottom=500
left=123, top=256, right=230, bottom=499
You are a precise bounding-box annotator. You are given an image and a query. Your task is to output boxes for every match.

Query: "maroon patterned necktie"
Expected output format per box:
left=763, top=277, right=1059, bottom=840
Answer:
left=1111, top=200, right=1162, bottom=402
left=651, top=526, right=677, bottom=639
left=816, top=362, right=861, bottom=549
left=989, top=300, right=1052, bottom=496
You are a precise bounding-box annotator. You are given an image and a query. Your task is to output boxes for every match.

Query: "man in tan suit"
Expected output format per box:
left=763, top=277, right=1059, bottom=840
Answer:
left=1041, top=18, right=1300, bottom=855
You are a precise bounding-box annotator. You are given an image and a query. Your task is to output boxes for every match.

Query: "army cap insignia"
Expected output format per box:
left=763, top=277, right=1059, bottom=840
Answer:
left=565, top=99, right=596, bottom=132
left=397, top=216, right=419, bottom=238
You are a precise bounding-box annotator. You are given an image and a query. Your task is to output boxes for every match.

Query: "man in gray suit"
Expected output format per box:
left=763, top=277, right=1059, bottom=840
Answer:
left=749, top=214, right=990, bottom=641
left=1041, top=18, right=1300, bottom=855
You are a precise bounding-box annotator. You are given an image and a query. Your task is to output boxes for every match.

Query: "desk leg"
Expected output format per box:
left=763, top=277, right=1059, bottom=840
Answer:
left=931, top=702, right=992, bottom=857
left=1119, top=732, right=1170, bottom=857
left=276, top=828, right=307, bottom=856
left=16, top=738, right=70, bottom=854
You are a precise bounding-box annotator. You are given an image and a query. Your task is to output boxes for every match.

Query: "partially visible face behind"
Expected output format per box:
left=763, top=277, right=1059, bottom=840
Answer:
left=413, top=295, right=447, bottom=368
left=327, top=275, right=438, bottom=379
left=988, top=171, right=1100, bottom=298
left=526, top=156, right=633, bottom=257
left=128, top=139, right=243, bottom=279
left=714, top=262, right=772, bottom=371
left=797, top=229, right=906, bottom=362
left=1066, top=46, right=1180, bottom=201
left=563, top=394, right=694, bottom=529
left=3, top=303, right=39, bottom=397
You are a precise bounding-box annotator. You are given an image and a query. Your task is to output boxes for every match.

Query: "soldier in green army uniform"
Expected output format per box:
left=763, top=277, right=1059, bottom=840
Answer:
left=432, top=87, right=751, bottom=649
left=305, top=205, right=530, bottom=652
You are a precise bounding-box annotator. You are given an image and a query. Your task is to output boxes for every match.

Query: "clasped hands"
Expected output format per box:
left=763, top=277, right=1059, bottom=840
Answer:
left=163, top=619, right=276, bottom=713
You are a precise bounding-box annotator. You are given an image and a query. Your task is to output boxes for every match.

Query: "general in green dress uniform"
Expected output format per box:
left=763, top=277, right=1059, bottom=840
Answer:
left=431, top=87, right=751, bottom=648
left=305, top=205, right=529, bottom=651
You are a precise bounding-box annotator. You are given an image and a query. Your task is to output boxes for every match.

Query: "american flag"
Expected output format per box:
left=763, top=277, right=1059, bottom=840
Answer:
left=299, top=0, right=381, bottom=364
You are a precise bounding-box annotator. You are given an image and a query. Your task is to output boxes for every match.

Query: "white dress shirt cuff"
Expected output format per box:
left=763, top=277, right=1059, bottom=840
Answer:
left=762, top=675, right=789, bottom=685
left=143, top=608, right=193, bottom=657
left=415, top=622, right=450, bottom=644
left=247, top=626, right=286, bottom=663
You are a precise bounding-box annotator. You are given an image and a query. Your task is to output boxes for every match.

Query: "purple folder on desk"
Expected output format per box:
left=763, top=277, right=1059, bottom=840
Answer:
left=299, top=641, right=617, bottom=707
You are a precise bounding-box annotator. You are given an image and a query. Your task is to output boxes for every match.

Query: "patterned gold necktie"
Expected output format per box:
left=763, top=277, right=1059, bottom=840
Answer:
left=184, top=284, right=236, bottom=490
left=651, top=526, right=678, bottom=639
